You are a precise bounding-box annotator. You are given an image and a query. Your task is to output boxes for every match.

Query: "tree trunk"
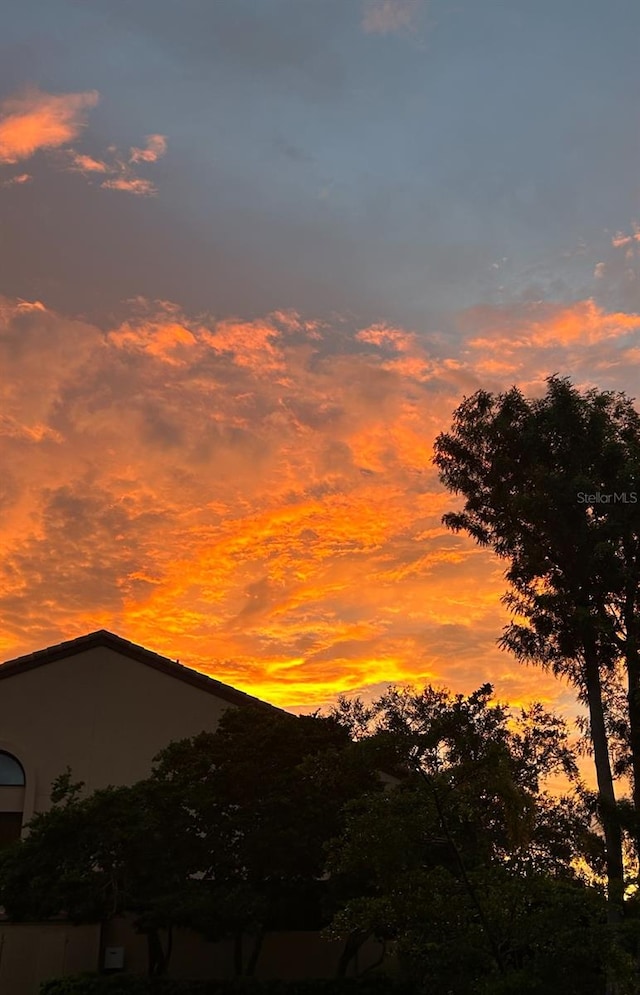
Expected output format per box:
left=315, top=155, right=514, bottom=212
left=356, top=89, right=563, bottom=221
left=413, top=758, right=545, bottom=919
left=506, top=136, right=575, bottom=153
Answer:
left=359, top=937, right=387, bottom=976
left=233, top=930, right=244, bottom=976
left=416, top=765, right=506, bottom=977
left=146, top=927, right=169, bottom=976
left=336, top=929, right=372, bottom=978
left=583, top=636, right=625, bottom=923
left=583, top=634, right=624, bottom=995
left=165, top=925, right=173, bottom=974
left=623, top=597, right=640, bottom=990
left=245, top=928, right=265, bottom=977
left=624, top=611, right=640, bottom=871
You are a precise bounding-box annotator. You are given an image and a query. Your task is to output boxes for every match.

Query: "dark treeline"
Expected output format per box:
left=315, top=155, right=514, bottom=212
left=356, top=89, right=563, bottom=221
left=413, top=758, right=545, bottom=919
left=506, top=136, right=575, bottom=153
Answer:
left=0, top=688, right=629, bottom=993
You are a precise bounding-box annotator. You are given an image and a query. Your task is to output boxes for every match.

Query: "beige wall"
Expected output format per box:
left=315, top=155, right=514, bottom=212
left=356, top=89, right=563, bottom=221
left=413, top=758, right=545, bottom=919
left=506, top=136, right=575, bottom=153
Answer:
left=0, top=919, right=389, bottom=991
left=102, top=917, right=389, bottom=980
left=0, top=647, right=233, bottom=823
left=0, top=923, right=100, bottom=995
left=0, top=786, right=26, bottom=813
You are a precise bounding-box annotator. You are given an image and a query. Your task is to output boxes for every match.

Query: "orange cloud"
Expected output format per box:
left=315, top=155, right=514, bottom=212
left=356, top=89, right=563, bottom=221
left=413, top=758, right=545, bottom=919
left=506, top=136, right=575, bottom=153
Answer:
left=67, top=152, right=110, bottom=174
left=101, top=176, right=157, bottom=196
left=356, top=323, right=416, bottom=350
left=109, top=319, right=197, bottom=363
left=67, top=137, right=167, bottom=196
left=0, top=87, right=99, bottom=164
left=1, top=293, right=639, bottom=746
left=0, top=172, right=31, bottom=187
left=611, top=224, right=640, bottom=249
left=129, top=134, right=167, bottom=164
left=0, top=88, right=166, bottom=197
left=202, top=317, right=287, bottom=374
left=461, top=299, right=640, bottom=351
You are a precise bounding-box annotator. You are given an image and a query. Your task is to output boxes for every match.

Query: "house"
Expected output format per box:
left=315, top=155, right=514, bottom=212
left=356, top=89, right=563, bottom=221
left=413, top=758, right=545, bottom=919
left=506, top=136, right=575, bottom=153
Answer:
left=0, top=629, right=282, bottom=842
left=0, top=630, right=387, bottom=993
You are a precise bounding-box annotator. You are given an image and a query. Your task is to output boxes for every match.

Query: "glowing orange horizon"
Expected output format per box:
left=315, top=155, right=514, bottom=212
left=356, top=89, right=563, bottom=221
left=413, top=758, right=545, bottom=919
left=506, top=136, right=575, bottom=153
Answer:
left=2, top=293, right=637, bottom=746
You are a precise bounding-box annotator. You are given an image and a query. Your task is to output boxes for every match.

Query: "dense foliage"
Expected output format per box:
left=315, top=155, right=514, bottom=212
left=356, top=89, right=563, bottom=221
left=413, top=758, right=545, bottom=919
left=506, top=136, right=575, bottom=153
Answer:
left=2, top=683, right=632, bottom=992
left=324, top=685, right=618, bottom=994
left=39, top=978, right=418, bottom=995
left=1, top=706, right=382, bottom=978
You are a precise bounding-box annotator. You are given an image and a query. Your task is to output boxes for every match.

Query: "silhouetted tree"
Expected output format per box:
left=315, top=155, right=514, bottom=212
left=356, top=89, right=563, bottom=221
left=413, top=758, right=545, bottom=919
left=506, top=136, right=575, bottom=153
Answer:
left=0, top=706, right=381, bottom=978
left=433, top=377, right=640, bottom=919
left=326, top=683, right=608, bottom=994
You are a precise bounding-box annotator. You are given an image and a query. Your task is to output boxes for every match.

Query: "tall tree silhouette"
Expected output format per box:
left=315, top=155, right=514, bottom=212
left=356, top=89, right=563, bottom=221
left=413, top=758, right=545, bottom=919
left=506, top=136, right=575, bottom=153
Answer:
left=434, top=375, right=640, bottom=946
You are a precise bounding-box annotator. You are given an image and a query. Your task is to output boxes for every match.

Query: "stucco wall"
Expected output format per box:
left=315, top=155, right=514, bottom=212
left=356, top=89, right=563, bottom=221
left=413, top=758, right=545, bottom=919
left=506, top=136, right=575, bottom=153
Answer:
left=101, top=917, right=388, bottom=980
left=0, top=923, right=100, bottom=995
left=0, top=919, right=389, bottom=991
left=0, top=646, right=233, bottom=822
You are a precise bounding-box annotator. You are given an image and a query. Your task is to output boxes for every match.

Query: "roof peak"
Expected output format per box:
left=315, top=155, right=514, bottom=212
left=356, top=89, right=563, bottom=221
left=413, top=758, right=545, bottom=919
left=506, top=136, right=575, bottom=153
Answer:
left=0, top=630, right=282, bottom=714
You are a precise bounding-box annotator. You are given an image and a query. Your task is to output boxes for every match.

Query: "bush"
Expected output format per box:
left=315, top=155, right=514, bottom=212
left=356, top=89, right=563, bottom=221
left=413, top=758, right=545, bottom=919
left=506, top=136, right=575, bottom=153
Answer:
left=40, top=975, right=420, bottom=995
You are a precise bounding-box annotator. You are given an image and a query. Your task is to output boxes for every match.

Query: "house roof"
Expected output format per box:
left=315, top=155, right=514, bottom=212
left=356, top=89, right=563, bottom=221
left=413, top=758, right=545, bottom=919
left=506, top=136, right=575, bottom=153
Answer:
left=0, top=629, right=283, bottom=714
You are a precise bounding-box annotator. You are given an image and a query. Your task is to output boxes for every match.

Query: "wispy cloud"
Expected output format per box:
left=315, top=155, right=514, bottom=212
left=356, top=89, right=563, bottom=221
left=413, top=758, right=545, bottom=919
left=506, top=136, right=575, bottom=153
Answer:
left=129, top=134, right=167, bottom=164
left=66, top=133, right=168, bottom=196
left=0, top=172, right=31, bottom=187
left=67, top=152, right=110, bottom=174
left=0, top=87, right=99, bottom=164
left=0, top=87, right=166, bottom=196
left=361, top=0, right=423, bottom=35
left=100, top=176, right=158, bottom=197
left=611, top=224, right=640, bottom=249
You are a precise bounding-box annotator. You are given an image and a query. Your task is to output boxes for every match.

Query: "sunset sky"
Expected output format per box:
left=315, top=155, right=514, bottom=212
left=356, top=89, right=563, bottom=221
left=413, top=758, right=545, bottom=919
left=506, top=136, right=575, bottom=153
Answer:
left=2, top=0, right=640, bottom=726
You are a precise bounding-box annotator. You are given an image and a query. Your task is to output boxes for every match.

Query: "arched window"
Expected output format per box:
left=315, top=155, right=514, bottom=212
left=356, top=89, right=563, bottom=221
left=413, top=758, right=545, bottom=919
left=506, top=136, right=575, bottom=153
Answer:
left=0, top=752, right=25, bottom=787
left=0, top=751, right=26, bottom=846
